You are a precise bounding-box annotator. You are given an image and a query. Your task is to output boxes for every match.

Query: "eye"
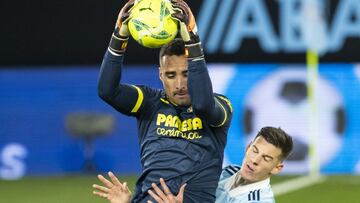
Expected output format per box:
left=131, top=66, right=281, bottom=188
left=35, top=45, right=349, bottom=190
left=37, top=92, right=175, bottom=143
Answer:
left=263, top=156, right=273, bottom=162
left=252, top=146, right=258, bottom=153
left=264, top=157, right=271, bottom=162
left=166, top=73, right=175, bottom=78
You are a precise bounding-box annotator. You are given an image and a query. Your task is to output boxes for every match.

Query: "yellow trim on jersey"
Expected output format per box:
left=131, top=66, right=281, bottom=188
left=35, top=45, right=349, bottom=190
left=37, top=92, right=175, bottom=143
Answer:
left=212, top=97, right=228, bottom=127
left=217, top=95, right=233, bottom=112
left=160, top=98, right=169, bottom=104
left=131, top=85, right=144, bottom=113
left=160, top=97, right=178, bottom=106
left=168, top=99, right=178, bottom=106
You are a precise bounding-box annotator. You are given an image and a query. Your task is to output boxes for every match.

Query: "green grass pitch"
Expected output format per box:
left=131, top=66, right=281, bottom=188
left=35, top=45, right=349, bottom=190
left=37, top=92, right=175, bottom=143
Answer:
left=0, top=175, right=359, bottom=203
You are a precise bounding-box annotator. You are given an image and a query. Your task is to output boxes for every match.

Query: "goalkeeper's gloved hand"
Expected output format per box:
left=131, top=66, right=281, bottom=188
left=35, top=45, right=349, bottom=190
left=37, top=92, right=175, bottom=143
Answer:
left=109, top=0, right=135, bottom=55
left=171, top=0, right=204, bottom=60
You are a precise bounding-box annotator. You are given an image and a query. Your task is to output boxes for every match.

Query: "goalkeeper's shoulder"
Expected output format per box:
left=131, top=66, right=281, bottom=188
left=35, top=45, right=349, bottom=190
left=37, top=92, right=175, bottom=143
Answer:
left=214, top=93, right=233, bottom=113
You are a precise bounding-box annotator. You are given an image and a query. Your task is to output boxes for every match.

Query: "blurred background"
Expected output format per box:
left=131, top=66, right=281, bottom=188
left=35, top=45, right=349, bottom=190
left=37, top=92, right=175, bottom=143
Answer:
left=1, top=0, right=360, bottom=202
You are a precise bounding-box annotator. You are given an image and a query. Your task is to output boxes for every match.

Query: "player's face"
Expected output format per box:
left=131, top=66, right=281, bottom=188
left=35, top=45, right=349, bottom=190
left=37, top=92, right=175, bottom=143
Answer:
left=240, top=136, right=284, bottom=183
left=159, top=55, right=191, bottom=106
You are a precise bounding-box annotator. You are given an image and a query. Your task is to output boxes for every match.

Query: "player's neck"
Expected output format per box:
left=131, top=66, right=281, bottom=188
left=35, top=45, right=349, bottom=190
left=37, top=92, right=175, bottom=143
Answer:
left=232, top=171, right=250, bottom=189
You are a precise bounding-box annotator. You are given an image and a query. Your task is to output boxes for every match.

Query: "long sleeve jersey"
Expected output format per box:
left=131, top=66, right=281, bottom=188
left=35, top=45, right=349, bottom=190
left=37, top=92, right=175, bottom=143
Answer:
left=98, top=50, right=233, bottom=203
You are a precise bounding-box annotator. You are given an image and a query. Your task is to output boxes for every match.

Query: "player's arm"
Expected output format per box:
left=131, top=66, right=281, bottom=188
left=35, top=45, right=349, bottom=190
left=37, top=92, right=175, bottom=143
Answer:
left=187, top=64, right=233, bottom=127
left=171, top=0, right=232, bottom=127
left=98, top=0, right=144, bottom=116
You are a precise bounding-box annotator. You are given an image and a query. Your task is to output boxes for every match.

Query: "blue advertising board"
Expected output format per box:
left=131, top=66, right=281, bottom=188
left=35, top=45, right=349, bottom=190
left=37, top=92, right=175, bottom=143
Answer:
left=1, top=64, right=360, bottom=179
left=0, top=66, right=161, bottom=179
left=215, top=64, right=360, bottom=174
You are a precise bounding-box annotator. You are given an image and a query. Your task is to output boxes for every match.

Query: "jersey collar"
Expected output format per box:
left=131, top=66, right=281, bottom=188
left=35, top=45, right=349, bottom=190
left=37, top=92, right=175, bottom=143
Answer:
left=161, top=93, right=192, bottom=111
left=225, top=172, right=270, bottom=197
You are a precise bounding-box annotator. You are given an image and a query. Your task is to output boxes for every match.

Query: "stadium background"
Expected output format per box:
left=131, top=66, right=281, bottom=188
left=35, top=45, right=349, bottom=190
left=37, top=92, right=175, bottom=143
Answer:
left=1, top=0, right=360, bottom=202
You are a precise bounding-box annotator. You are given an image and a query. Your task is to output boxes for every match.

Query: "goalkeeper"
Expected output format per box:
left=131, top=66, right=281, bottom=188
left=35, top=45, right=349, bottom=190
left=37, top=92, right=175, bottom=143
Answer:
left=96, top=0, right=232, bottom=202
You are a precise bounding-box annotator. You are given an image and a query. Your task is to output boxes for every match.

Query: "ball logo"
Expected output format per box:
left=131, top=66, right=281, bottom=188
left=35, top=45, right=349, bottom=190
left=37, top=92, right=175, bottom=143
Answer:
left=128, top=0, right=178, bottom=48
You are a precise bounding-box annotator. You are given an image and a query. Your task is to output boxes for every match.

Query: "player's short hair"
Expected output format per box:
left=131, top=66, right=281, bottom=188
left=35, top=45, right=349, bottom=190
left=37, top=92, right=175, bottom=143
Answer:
left=159, top=38, right=185, bottom=63
left=255, top=127, right=293, bottom=161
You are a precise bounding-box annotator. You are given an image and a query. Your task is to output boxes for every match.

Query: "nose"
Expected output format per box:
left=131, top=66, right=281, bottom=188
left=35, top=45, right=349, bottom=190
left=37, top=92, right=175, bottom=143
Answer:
left=176, top=77, right=186, bottom=90
left=251, top=154, right=261, bottom=166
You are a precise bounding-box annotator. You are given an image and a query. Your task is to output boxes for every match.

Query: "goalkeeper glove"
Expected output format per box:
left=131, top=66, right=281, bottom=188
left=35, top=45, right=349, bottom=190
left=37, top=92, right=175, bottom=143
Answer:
left=109, top=0, right=134, bottom=55
left=171, top=0, right=204, bottom=60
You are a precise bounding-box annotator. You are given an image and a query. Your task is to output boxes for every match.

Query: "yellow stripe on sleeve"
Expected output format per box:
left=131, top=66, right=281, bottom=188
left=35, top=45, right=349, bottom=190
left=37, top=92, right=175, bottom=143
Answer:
left=218, top=96, right=233, bottom=113
left=131, top=85, right=144, bottom=113
left=212, top=97, right=228, bottom=127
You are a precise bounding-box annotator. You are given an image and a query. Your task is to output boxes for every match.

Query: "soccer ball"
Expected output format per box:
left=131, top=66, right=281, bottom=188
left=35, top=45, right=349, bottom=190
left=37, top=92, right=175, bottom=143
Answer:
left=243, top=68, right=346, bottom=173
left=128, top=0, right=178, bottom=48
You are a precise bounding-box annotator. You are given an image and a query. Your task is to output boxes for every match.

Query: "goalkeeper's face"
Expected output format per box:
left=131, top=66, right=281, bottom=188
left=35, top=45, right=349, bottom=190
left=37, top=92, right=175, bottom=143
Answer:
left=159, top=54, right=191, bottom=106
left=240, top=136, right=284, bottom=184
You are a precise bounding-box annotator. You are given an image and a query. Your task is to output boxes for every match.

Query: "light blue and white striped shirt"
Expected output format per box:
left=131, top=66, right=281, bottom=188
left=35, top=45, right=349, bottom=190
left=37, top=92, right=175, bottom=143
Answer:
left=215, top=165, right=275, bottom=203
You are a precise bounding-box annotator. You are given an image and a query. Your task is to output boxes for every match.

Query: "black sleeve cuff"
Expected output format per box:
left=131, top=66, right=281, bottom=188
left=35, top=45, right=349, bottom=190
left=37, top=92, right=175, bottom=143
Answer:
left=109, top=34, right=129, bottom=55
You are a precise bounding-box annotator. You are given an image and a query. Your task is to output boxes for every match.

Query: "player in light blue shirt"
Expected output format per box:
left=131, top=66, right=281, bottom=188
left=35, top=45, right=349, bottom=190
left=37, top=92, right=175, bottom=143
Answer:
left=213, top=126, right=293, bottom=203
left=215, top=165, right=275, bottom=203
left=93, top=127, right=293, bottom=203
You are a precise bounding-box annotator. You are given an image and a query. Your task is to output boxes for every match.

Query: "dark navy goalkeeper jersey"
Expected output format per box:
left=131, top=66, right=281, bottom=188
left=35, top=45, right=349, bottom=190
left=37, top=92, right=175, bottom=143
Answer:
left=98, top=50, right=233, bottom=203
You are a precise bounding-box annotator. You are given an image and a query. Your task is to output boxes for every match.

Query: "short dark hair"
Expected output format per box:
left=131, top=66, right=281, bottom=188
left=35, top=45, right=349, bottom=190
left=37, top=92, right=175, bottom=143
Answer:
left=159, top=38, right=185, bottom=63
left=255, top=127, right=293, bottom=161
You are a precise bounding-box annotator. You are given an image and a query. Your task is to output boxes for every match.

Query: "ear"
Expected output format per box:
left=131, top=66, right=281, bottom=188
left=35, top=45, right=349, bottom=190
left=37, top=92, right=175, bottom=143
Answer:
left=159, top=67, right=163, bottom=81
left=270, top=162, right=284, bottom=175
